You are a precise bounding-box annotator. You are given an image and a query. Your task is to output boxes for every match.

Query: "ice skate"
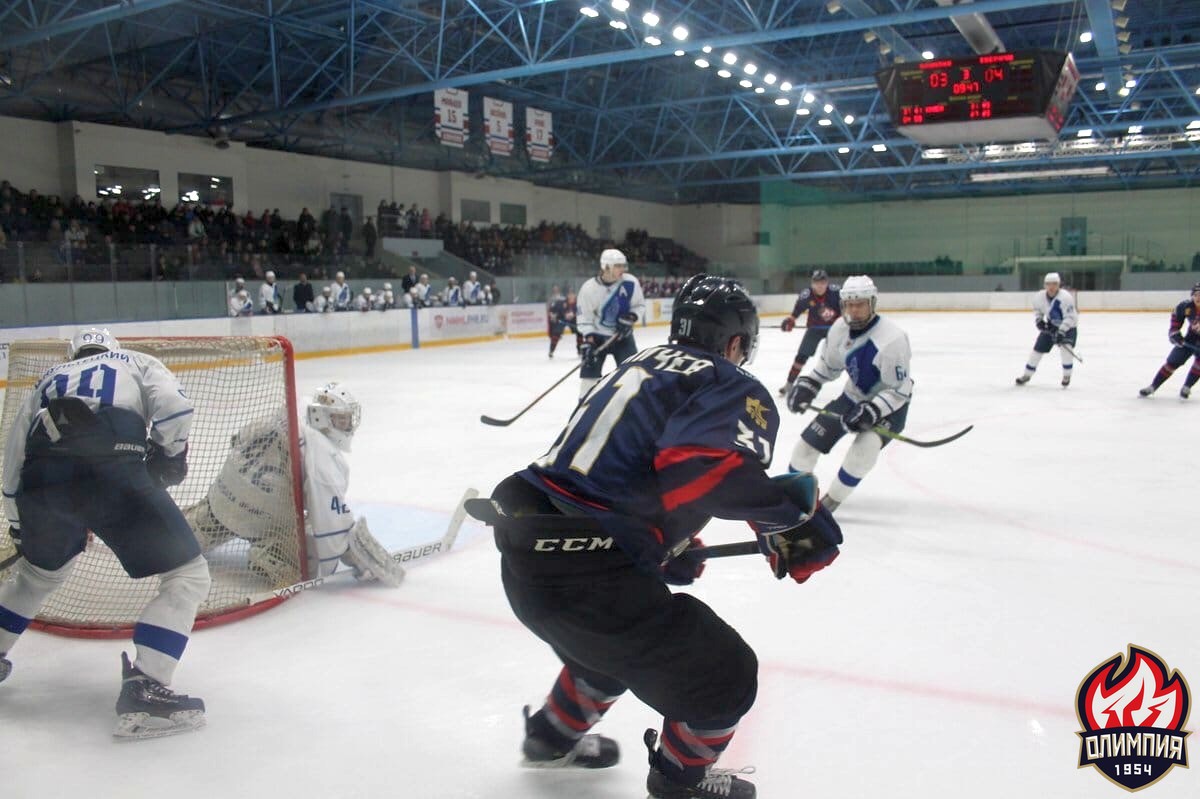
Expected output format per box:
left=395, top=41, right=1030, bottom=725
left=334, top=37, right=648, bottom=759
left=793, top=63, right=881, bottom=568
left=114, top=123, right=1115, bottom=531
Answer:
left=113, top=652, right=205, bottom=741
left=1182, top=386, right=1191, bottom=399
left=1014, top=374, right=1031, bottom=385
left=1061, top=374, right=1071, bottom=388
left=1138, top=385, right=1156, bottom=397
left=645, top=730, right=756, bottom=799
left=521, top=705, right=619, bottom=769
left=0, top=655, right=11, bottom=684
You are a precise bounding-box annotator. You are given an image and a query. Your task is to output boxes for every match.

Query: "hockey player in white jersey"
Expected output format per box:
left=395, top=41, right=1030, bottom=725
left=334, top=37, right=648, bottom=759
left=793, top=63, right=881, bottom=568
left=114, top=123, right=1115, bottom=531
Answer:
left=785, top=276, right=913, bottom=512
left=354, top=286, right=374, bottom=312
left=576, top=248, right=646, bottom=397
left=314, top=285, right=334, bottom=313
left=259, top=270, right=282, bottom=314
left=444, top=276, right=463, bottom=307
left=0, top=328, right=211, bottom=739
left=330, top=271, right=353, bottom=311
left=229, top=289, right=253, bottom=317
left=463, top=271, right=483, bottom=305
left=186, top=383, right=403, bottom=588
left=1015, top=272, right=1079, bottom=387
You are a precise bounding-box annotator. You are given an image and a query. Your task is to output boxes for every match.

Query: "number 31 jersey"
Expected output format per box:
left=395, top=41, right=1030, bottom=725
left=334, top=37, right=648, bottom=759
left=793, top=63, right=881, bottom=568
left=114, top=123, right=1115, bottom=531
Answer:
left=520, top=343, right=810, bottom=575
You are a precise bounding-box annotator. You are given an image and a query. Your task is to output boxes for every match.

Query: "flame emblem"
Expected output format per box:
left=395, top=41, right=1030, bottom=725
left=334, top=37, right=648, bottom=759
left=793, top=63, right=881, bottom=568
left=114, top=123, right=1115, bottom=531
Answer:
left=1076, top=645, right=1191, bottom=792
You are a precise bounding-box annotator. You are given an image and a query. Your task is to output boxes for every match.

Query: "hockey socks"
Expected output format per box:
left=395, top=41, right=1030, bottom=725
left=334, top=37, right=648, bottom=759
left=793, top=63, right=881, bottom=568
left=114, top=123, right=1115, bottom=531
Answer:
left=652, top=717, right=742, bottom=787
left=522, top=667, right=623, bottom=768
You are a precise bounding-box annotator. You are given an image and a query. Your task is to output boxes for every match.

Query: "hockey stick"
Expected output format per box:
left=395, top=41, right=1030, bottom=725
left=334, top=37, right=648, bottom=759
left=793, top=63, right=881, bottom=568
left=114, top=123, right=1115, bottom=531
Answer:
left=814, top=407, right=973, bottom=449
left=1059, top=341, right=1084, bottom=363
left=463, top=498, right=760, bottom=560
left=247, top=487, right=479, bottom=604
left=481, top=335, right=620, bottom=427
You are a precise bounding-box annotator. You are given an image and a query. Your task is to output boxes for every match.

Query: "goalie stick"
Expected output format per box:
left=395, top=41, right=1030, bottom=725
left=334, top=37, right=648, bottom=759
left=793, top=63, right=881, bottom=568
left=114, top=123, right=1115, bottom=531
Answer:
left=481, top=335, right=620, bottom=427
left=814, top=407, right=973, bottom=449
left=246, top=487, right=479, bottom=604
left=463, top=497, right=760, bottom=559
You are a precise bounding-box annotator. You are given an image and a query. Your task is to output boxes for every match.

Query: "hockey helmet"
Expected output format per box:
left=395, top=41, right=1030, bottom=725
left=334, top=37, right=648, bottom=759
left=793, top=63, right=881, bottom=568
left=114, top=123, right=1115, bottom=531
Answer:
left=265, top=270, right=276, bottom=281
left=811, top=269, right=829, bottom=282
left=1044, top=272, right=1061, bottom=285
left=599, top=248, right=627, bottom=280
left=307, top=382, right=361, bottom=452
left=362, top=287, right=373, bottom=296
left=840, top=275, right=878, bottom=331
left=69, top=327, right=120, bottom=359
left=1191, top=282, right=1200, bottom=297
left=670, top=274, right=759, bottom=366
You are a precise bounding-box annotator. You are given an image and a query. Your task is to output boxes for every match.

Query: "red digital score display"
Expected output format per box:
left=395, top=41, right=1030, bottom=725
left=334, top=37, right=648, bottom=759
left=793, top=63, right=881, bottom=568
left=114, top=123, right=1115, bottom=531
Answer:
left=896, top=52, right=1038, bottom=126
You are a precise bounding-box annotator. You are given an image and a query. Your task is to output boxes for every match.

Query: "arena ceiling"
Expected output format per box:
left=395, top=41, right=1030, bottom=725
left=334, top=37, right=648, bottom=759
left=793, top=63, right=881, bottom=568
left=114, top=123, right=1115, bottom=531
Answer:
left=1, top=0, right=1199, bottom=204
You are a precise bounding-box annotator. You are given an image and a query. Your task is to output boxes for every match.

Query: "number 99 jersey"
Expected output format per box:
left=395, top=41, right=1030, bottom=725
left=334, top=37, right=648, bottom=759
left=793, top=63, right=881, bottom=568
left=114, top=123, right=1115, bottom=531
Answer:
left=519, top=343, right=810, bottom=577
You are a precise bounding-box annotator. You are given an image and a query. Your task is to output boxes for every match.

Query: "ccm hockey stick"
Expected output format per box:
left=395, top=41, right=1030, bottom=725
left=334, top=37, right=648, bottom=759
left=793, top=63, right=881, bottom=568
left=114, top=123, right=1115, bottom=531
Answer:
left=481, top=336, right=620, bottom=427
left=814, top=407, right=973, bottom=449
left=249, top=487, right=479, bottom=604
left=463, top=497, right=760, bottom=559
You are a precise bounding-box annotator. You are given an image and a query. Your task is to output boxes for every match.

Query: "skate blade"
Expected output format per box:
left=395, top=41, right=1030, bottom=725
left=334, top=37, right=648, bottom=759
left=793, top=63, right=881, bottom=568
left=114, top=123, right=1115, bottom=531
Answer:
left=113, top=710, right=206, bottom=741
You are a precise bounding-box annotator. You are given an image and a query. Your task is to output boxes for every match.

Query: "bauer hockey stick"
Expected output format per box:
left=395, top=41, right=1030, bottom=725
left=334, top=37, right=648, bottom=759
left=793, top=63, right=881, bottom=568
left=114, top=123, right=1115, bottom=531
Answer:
left=247, top=487, right=479, bottom=604
left=463, top=497, right=761, bottom=560
left=814, top=407, right=973, bottom=449
left=481, top=335, right=620, bottom=427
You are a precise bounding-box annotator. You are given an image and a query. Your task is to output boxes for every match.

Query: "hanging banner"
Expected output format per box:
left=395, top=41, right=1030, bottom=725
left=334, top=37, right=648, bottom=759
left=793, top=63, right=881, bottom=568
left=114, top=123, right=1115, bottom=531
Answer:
left=526, top=107, right=554, bottom=163
left=434, top=88, right=469, bottom=148
left=484, top=97, right=513, bottom=157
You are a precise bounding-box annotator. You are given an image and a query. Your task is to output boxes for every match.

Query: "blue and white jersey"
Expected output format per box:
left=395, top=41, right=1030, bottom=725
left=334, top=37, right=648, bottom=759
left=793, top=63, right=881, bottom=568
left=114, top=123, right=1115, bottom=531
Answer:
left=301, top=422, right=355, bottom=577
left=259, top=281, right=281, bottom=311
left=444, top=285, right=463, bottom=307
left=577, top=273, right=646, bottom=337
left=330, top=281, right=353, bottom=311
left=463, top=279, right=483, bottom=304
left=521, top=344, right=810, bottom=581
left=229, top=294, right=253, bottom=317
left=808, top=315, right=913, bottom=416
left=1033, top=288, right=1078, bottom=332
left=2, top=348, right=193, bottom=524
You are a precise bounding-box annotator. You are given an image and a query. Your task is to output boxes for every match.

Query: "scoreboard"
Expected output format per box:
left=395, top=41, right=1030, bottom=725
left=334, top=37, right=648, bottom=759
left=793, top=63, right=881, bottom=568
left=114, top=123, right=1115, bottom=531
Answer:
left=876, top=51, right=1080, bottom=145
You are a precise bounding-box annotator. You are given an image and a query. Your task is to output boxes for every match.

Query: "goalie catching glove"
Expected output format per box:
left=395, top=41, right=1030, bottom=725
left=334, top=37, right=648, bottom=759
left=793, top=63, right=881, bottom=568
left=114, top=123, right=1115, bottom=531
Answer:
left=751, top=472, right=843, bottom=584
left=146, top=442, right=188, bottom=487
left=340, top=518, right=405, bottom=587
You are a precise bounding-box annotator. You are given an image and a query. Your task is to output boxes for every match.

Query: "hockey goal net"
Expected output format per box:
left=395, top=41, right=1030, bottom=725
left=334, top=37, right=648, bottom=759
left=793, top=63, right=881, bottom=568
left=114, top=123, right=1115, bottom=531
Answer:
left=0, top=336, right=306, bottom=637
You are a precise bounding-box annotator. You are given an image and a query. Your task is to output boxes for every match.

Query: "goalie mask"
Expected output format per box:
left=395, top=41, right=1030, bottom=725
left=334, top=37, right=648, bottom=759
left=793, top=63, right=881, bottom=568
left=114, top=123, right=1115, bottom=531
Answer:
left=307, top=382, right=361, bottom=452
left=70, top=327, right=121, bottom=359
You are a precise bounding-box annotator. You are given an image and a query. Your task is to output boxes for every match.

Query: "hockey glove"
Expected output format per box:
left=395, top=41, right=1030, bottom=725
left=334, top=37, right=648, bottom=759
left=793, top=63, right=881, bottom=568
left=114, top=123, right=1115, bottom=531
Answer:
left=780, top=316, right=796, bottom=332
left=616, top=313, right=638, bottom=340
left=580, top=335, right=602, bottom=367
left=659, top=536, right=707, bottom=585
left=841, top=401, right=882, bottom=433
left=1053, top=330, right=1068, bottom=345
left=1036, top=318, right=1053, bottom=332
left=757, top=504, right=842, bottom=583
left=786, top=376, right=821, bottom=414
left=146, top=442, right=189, bottom=488
left=1170, top=331, right=1185, bottom=347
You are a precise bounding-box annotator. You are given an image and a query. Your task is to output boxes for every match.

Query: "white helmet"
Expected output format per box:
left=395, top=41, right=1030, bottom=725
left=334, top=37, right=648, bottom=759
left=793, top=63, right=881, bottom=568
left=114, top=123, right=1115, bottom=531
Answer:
left=265, top=270, right=276, bottom=281
left=307, top=382, right=361, bottom=452
left=1044, top=272, right=1061, bottom=285
left=599, top=249, right=627, bottom=279
left=322, top=286, right=332, bottom=295
left=363, top=287, right=373, bottom=296
left=70, top=327, right=120, bottom=359
left=840, top=275, right=878, bottom=331
left=383, top=282, right=393, bottom=291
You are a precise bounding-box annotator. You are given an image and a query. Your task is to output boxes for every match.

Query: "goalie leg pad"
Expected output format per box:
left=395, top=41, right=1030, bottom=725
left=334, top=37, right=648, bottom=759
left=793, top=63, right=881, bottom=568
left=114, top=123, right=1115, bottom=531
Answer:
left=343, top=518, right=405, bottom=587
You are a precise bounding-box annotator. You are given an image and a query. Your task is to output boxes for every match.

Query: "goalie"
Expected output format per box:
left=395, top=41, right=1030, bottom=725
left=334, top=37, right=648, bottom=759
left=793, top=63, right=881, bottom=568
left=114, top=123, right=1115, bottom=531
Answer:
left=185, top=383, right=404, bottom=588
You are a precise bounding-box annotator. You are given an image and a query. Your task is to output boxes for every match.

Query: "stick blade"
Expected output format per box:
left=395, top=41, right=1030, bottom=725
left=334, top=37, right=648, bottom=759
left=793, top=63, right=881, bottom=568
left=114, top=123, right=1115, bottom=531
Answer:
left=480, top=414, right=514, bottom=427
left=907, top=424, right=974, bottom=448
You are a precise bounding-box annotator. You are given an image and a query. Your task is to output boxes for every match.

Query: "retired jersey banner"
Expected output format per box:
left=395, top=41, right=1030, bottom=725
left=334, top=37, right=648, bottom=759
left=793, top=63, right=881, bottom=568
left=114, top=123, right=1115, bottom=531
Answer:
left=434, top=88, right=469, bottom=148
left=526, top=107, right=554, bottom=163
left=484, top=97, right=513, bottom=157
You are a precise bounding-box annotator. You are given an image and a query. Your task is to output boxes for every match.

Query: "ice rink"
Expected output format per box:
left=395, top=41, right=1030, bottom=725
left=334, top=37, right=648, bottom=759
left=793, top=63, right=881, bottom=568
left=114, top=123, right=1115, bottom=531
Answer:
left=4, top=309, right=1197, bottom=799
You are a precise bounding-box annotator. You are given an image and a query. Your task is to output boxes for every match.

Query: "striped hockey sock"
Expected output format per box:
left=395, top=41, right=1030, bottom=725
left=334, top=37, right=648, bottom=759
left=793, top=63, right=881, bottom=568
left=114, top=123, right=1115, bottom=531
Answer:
left=1153, top=364, right=1177, bottom=389
left=656, top=718, right=741, bottom=785
left=530, top=666, right=624, bottom=750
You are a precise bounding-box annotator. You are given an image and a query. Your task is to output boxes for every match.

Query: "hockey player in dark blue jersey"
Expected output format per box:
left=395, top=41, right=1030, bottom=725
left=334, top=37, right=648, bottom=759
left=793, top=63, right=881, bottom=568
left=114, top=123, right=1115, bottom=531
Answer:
left=490, top=275, right=842, bottom=799
left=778, top=269, right=842, bottom=396
left=1139, top=282, right=1200, bottom=398
left=547, top=289, right=582, bottom=358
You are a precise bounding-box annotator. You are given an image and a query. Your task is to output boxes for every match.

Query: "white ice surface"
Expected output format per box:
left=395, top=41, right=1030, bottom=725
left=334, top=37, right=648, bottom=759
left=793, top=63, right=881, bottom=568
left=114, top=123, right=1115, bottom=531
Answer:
left=4, top=311, right=1197, bottom=799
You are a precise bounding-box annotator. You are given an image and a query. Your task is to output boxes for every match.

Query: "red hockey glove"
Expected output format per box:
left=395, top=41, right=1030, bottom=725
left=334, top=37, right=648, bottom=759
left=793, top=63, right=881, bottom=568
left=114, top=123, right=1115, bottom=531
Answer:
left=781, top=316, right=796, bottom=332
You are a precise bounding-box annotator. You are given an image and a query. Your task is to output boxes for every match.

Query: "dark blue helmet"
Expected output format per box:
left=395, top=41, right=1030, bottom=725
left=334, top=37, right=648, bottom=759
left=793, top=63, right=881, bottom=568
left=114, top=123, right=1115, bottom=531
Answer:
left=670, top=274, right=759, bottom=365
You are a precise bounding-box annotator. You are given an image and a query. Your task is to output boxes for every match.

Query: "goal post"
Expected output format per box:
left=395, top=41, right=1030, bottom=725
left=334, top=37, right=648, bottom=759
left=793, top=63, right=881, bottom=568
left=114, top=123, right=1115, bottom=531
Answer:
left=0, top=335, right=308, bottom=638
left=1013, top=254, right=1127, bottom=293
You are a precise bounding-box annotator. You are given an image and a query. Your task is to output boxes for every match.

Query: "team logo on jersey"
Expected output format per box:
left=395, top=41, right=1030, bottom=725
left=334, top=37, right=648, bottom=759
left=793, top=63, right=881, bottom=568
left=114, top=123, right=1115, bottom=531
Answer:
left=745, top=397, right=769, bottom=430
left=1076, top=645, right=1190, bottom=792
